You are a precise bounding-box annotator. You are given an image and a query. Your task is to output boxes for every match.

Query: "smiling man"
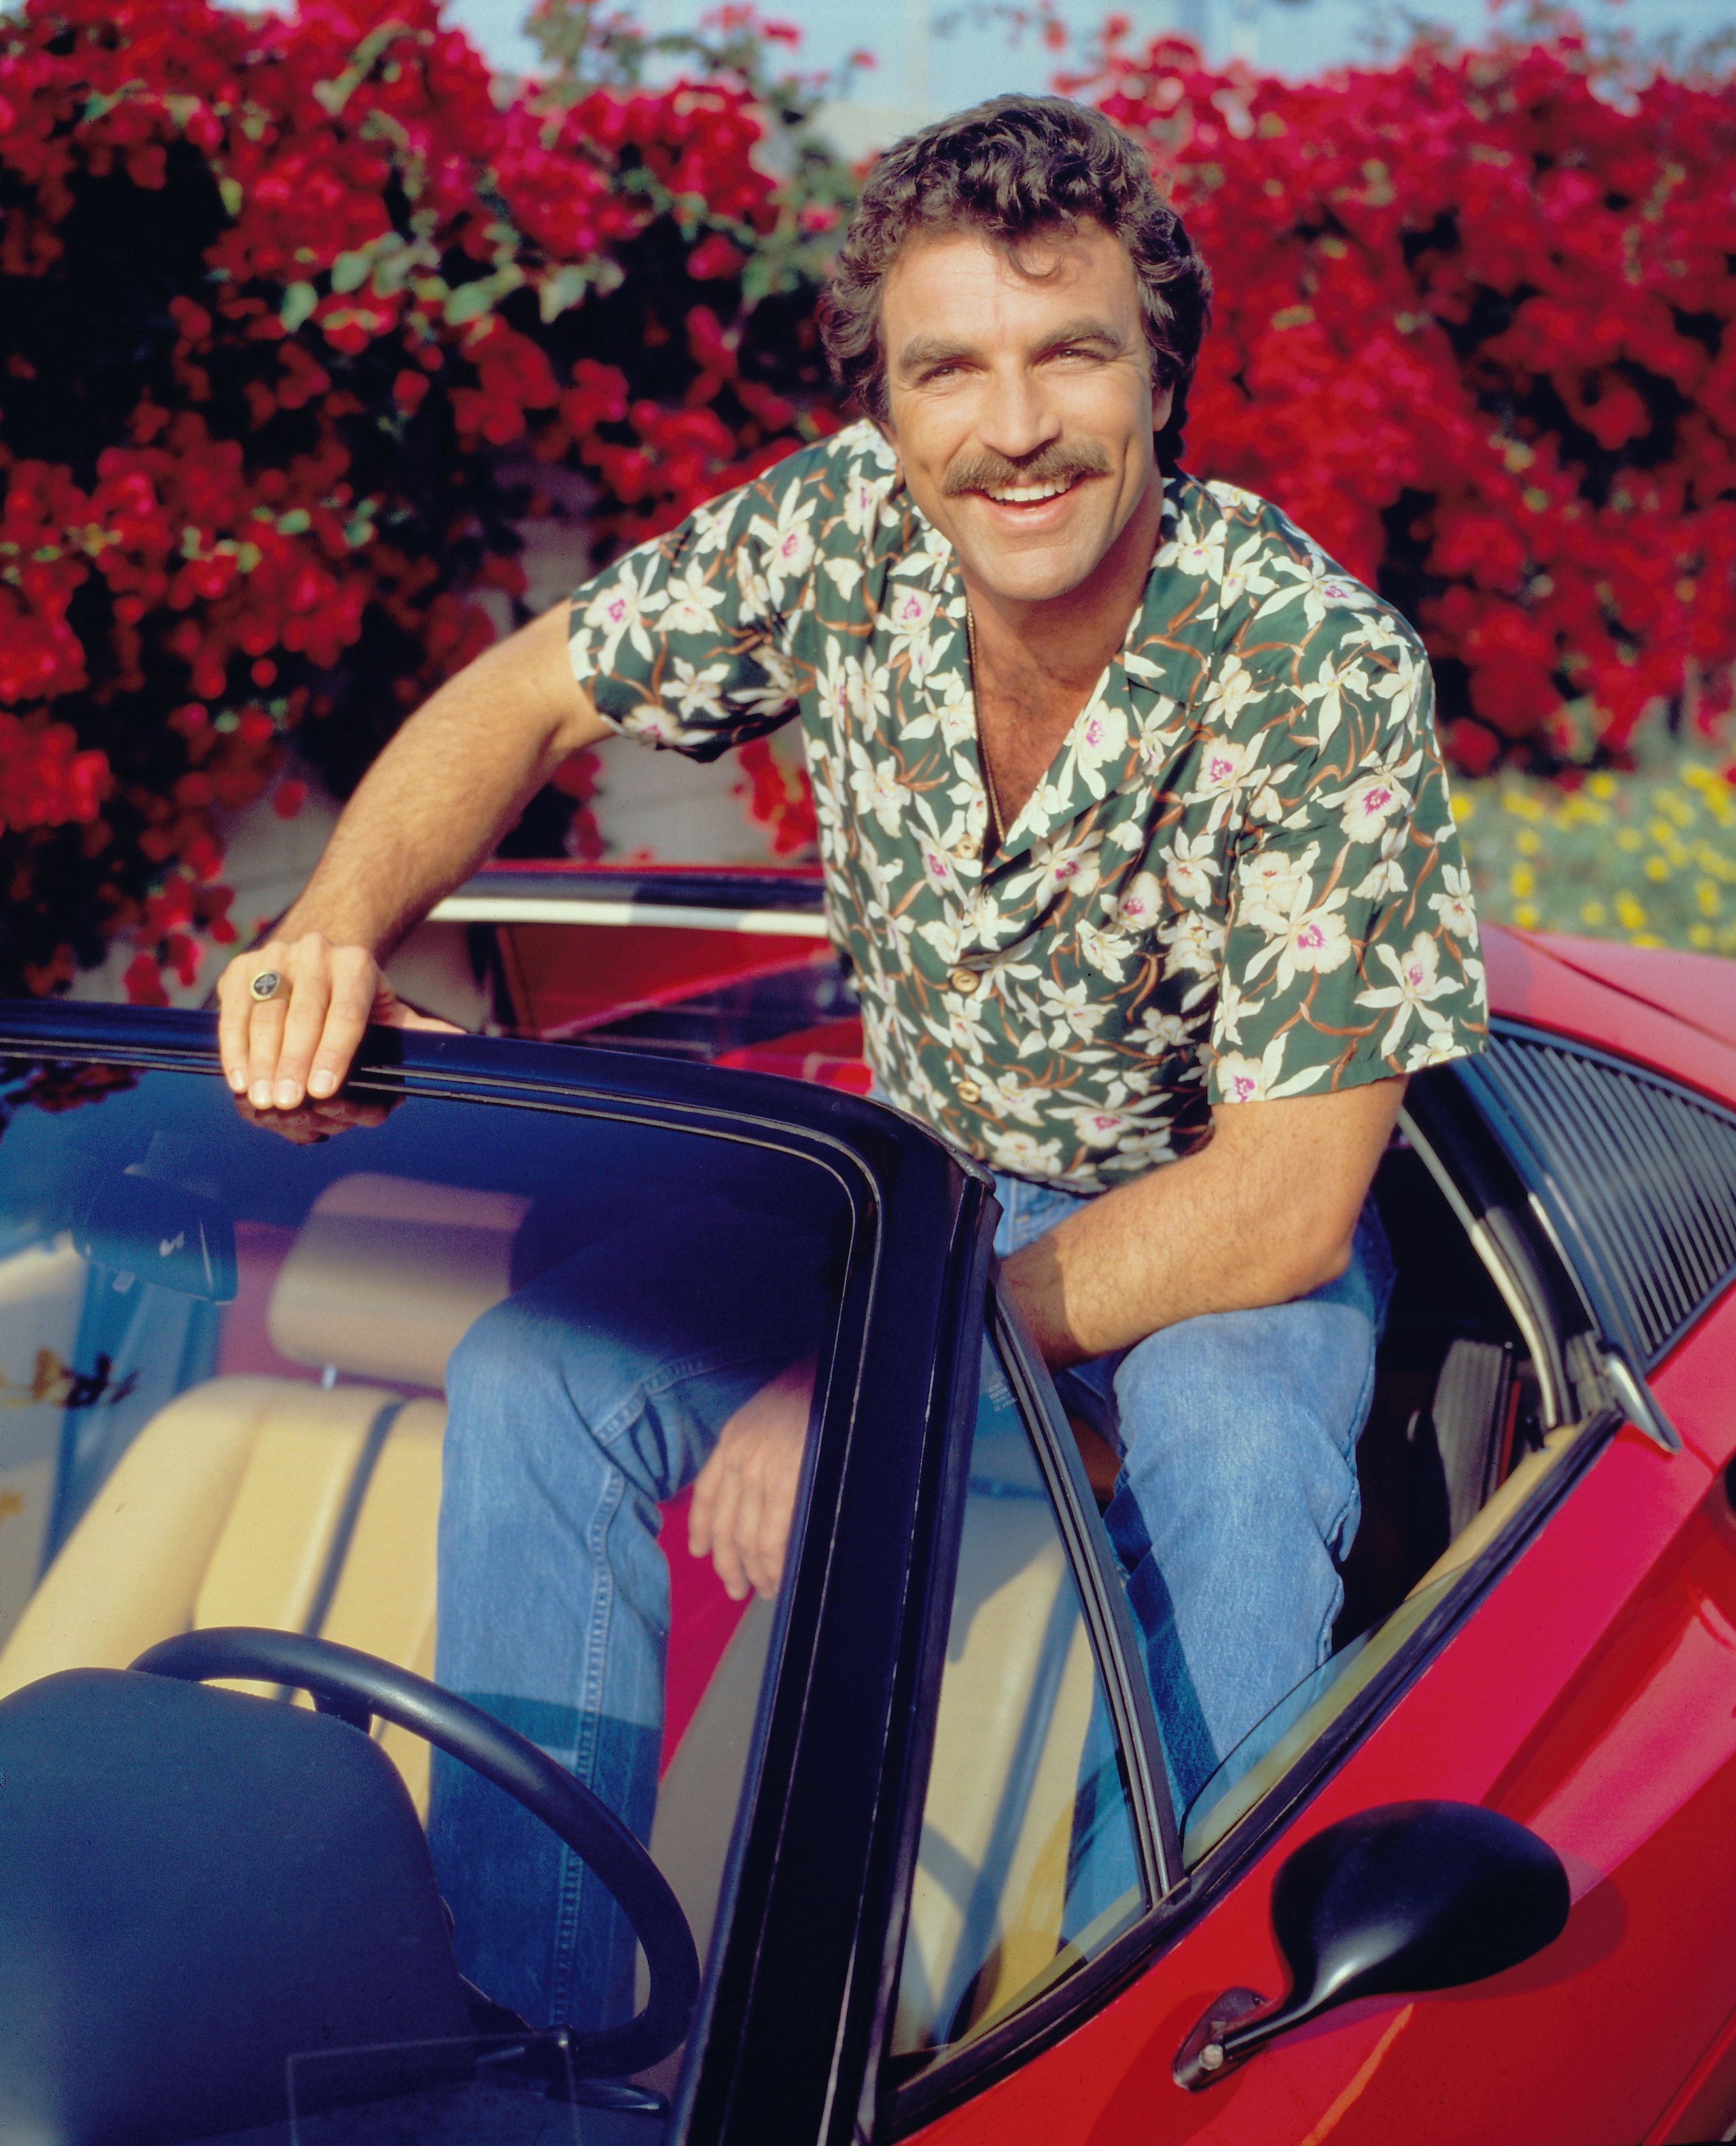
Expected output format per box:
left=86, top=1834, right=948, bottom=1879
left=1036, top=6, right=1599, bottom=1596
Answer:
left=218, top=96, right=1486, bottom=2031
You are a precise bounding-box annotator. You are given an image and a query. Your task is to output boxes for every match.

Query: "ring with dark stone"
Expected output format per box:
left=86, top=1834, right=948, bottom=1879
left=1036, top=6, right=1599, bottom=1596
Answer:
left=249, top=970, right=283, bottom=1002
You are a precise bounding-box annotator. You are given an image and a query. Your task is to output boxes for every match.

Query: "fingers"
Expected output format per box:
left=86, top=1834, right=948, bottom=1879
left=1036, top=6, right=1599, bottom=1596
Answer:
left=702, top=1457, right=751, bottom=1602
left=307, top=945, right=381, bottom=1102
left=215, top=935, right=382, bottom=1110
left=689, top=1375, right=812, bottom=1602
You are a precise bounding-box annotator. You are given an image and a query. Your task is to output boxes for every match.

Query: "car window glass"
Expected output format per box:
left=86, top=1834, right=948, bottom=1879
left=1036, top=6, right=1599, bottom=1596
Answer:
left=0, top=1055, right=857, bottom=2143
left=889, top=1336, right=1148, bottom=2076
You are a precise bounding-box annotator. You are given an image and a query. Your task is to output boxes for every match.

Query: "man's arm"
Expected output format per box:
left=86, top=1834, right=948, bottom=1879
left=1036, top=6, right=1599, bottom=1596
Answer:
left=217, top=602, right=605, bottom=1109
left=1004, top=1078, right=1405, bottom=1366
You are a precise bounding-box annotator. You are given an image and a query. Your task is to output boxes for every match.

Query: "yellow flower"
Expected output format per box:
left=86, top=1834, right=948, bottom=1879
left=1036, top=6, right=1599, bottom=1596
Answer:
left=1616, top=892, right=1647, bottom=931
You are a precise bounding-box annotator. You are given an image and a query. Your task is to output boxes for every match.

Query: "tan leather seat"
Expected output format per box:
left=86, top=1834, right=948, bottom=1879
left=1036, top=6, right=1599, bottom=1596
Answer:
left=0, top=1175, right=527, bottom=1813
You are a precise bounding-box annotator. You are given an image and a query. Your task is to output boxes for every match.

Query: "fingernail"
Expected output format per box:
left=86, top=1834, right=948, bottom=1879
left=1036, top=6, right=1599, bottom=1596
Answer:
left=308, top=1068, right=335, bottom=1099
left=275, top=1080, right=300, bottom=1109
left=226, top=1068, right=245, bottom=1093
left=250, top=1082, right=272, bottom=1107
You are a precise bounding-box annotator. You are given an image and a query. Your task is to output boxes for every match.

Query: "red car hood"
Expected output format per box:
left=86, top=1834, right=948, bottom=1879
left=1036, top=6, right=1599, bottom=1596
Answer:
left=1486, top=923, right=1736, bottom=1110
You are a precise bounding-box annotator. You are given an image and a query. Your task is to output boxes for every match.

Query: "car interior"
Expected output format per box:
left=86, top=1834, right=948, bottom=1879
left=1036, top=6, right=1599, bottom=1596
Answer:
left=0, top=993, right=1601, bottom=2136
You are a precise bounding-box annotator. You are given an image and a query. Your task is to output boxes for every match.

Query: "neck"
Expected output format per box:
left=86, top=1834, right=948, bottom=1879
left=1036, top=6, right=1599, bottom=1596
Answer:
left=961, top=465, right=1166, bottom=689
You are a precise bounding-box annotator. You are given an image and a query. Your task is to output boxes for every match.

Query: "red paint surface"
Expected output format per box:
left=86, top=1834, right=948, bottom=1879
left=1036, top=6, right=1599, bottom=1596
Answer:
left=503, top=922, right=827, bottom=1040
left=717, top=1017, right=874, bottom=1093
left=659, top=1483, right=752, bottom=1772
left=1483, top=923, right=1736, bottom=1109
left=910, top=1399, right=1736, bottom=2146
left=1522, top=930, right=1736, bottom=1055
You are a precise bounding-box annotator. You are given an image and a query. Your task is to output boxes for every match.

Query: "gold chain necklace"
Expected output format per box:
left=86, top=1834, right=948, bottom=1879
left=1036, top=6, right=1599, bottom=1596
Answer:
left=964, top=602, right=1007, bottom=849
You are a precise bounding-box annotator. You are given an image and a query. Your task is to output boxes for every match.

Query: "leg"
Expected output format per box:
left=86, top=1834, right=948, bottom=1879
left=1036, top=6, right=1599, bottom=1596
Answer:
left=429, top=1195, right=830, bottom=2032
left=1084, top=1205, right=1393, bottom=1816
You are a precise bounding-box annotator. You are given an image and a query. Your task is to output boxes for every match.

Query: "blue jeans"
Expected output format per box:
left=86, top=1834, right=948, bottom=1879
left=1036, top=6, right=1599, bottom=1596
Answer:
left=427, top=1172, right=1392, bottom=2032
left=993, top=1174, right=1393, bottom=1817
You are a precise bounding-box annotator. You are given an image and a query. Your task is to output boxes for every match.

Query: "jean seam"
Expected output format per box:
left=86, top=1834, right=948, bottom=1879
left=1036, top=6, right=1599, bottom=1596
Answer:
left=1311, top=1321, right=1381, bottom=1670
left=587, top=1341, right=800, bottom=1453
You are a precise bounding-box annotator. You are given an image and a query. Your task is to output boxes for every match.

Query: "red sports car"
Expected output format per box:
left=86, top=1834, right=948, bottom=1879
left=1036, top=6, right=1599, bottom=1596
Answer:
left=0, top=860, right=1729, bottom=2146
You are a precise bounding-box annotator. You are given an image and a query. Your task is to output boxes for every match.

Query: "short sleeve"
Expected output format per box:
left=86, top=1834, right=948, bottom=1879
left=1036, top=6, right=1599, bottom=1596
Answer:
left=1203, top=610, right=1487, bottom=1106
left=567, top=450, right=827, bottom=764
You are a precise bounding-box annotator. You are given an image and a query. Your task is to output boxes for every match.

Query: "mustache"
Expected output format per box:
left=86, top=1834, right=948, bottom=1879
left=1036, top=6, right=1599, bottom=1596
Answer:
left=941, top=441, right=1112, bottom=497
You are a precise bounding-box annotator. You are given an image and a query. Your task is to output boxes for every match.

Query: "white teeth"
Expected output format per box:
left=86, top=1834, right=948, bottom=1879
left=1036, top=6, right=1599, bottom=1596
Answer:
left=985, top=480, right=1071, bottom=503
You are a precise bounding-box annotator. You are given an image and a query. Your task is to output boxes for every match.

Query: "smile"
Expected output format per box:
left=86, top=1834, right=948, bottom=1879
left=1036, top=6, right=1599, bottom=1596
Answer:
left=982, top=478, right=1075, bottom=503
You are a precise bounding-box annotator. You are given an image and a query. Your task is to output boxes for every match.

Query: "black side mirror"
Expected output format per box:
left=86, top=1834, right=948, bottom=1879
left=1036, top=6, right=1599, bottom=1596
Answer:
left=1175, top=1801, right=1569, bottom=2088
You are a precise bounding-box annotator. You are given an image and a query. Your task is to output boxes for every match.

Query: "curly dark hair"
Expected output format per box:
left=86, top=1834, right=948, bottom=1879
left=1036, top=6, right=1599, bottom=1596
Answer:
left=819, top=96, right=1212, bottom=470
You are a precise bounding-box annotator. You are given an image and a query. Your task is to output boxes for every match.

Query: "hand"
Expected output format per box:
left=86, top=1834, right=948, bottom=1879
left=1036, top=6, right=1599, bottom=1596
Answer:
left=217, top=931, right=461, bottom=1111
left=688, top=1354, right=817, bottom=1602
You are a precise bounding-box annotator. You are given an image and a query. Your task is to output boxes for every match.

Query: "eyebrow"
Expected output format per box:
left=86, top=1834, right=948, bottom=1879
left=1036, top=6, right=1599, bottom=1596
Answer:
left=895, top=317, right=1127, bottom=374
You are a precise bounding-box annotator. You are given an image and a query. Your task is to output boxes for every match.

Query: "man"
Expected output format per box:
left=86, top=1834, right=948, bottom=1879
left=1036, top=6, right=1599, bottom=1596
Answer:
left=219, top=96, right=1485, bottom=2028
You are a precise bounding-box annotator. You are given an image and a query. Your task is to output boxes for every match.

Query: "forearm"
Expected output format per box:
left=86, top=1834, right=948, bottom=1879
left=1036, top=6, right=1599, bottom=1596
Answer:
left=279, top=603, right=607, bottom=960
left=1004, top=1079, right=1404, bottom=1367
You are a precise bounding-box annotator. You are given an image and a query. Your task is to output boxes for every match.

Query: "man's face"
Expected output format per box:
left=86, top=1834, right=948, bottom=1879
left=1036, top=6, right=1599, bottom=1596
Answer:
left=879, top=219, right=1171, bottom=607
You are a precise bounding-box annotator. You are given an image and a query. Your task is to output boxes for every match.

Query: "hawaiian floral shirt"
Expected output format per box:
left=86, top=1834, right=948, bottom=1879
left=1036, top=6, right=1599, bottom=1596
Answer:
left=568, top=421, right=1486, bottom=1193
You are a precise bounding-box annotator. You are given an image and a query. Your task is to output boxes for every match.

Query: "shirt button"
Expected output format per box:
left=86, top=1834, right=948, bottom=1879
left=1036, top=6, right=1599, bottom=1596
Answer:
left=957, top=831, right=982, bottom=860
left=957, top=1078, right=983, bottom=1106
left=948, top=967, right=980, bottom=996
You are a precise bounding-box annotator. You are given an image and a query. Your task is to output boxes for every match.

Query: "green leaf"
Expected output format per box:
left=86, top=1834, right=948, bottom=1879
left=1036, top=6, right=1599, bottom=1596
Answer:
left=280, top=282, right=319, bottom=334
left=538, top=263, right=592, bottom=323
left=330, top=249, right=373, bottom=295
left=275, top=509, right=311, bottom=536
left=218, top=176, right=243, bottom=219
left=443, top=281, right=495, bottom=326
left=236, top=542, right=262, bottom=574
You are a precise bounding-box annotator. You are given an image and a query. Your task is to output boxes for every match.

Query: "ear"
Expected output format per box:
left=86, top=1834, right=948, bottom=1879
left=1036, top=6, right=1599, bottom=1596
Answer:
left=1152, top=384, right=1175, bottom=438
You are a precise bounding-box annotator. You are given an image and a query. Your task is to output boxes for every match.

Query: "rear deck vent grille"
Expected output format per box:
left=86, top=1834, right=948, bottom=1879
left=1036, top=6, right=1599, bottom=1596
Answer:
left=1476, top=1029, right=1736, bottom=1366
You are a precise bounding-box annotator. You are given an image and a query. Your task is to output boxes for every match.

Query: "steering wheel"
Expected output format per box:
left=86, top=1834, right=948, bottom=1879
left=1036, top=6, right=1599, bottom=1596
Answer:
left=131, top=1626, right=700, bottom=2078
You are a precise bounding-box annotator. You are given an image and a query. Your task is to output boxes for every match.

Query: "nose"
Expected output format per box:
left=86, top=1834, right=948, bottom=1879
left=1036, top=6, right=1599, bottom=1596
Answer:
left=977, top=358, right=1061, bottom=466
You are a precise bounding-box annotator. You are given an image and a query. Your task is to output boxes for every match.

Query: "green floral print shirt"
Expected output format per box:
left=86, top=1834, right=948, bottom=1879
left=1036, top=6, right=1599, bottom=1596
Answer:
left=567, top=420, right=1486, bottom=1193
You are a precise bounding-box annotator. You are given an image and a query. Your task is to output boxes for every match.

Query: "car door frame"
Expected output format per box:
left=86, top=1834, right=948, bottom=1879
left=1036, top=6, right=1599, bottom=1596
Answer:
left=868, top=1046, right=1631, bottom=2141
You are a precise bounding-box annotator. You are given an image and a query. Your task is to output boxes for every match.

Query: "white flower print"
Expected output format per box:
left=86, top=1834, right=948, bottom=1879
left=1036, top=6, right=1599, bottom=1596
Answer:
left=822, top=555, right=865, bottom=602
left=1334, top=768, right=1411, bottom=845
left=1296, top=647, right=1370, bottom=750
left=846, top=737, right=912, bottom=836
left=1127, top=1005, right=1191, bottom=1053
left=661, top=658, right=730, bottom=724
left=1186, top=731, right=1263, bottom=832
left=1196, top=658, right=1262, bottom=734
left=750, top=482, right=818, bottom=601
left=1428, top=859, right=1479, bottom=943
left=1161, top=827, right=1220, bottom=907
left=989, top=1129, right=1064, bottom=1177
left=1037, top=977, right=1110, bottom=1046
left=1254, top=546, right=1377, bottom=631
left=1159, top=909, right=1226, bottom=975
left=660, top=561, right=727, bottom=637
left=1071, top=697, right=1129, bottom=795
left=1214, top=1034, right=1328, bottom=1104
left=1116, top=871, right=1165, bottom=932
left=1076, top=921, right=1137, bottom=982
left=1356, top=932, right=1462, bottom=1055
left=580, top=554, right=667, bottom=667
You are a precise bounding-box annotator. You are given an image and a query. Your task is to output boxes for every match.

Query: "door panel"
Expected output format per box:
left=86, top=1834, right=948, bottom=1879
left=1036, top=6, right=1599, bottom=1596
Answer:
left=906, top=1420, right=1736, bottom=2146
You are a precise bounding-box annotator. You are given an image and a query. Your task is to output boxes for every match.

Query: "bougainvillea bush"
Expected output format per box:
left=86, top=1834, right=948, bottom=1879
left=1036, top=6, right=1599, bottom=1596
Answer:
left=1, top=0, right=1732, bottom=1001
left=0, top=0, right=847, bottom=998
left=1066, top=10, right=1736, bottom=781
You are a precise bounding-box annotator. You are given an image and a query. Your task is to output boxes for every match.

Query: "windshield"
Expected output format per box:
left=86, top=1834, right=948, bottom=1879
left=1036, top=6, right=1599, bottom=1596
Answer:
left=0, top=1052, right=856, bottom=2145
